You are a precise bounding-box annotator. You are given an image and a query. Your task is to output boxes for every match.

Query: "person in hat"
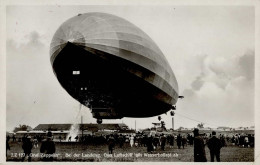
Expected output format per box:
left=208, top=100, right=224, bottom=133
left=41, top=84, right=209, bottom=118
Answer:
left=207, top=131, right=222, bottom=162
left=107, top=134, right=115, bottom=154
left=40, top=135, right=56, bottom=161
left=118, top=134, right=124, bottom=148
left=129, top=135, right=134, bottom=147
left=146, top=134, right=154, bottom=153
left=6, top=136, right=10, bottom=157
left=177, top=134, right=182, bottom=149
left=21, top=136, right=33, bottom=162
left=189, top=135, right=194, bottom=146
left=193, top=128, right=207, bottom=162
left=12, top=134, right=16, bottom=142
left=160, top=134, right=166, bottom=151
left=182, top=135, right=187, bottom=149
left=33, top=136, right=39, bottom=148
left=169, top=134, right=174, bottom=148
left=152, top=134, right=159, bottom=149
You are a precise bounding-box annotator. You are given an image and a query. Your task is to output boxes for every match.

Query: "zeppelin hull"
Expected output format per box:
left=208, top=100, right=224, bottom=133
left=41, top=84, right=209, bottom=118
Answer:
left=50, top=12, right=179, bottom=119
left=53, top=42, right=174, bottom=118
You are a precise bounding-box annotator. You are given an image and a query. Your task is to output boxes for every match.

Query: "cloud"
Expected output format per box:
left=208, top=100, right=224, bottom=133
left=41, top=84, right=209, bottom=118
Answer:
left=188, top=49, right=255, bottom=91
left=191, top=74, right=205, bottom=91
left=238, top=50, right=254, bottom=80
left=178, top=50, right=255, bottom=128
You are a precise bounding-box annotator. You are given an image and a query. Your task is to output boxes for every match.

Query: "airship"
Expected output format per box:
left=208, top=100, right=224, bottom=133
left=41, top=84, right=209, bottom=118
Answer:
left=50, top=12, right=179, bottom=123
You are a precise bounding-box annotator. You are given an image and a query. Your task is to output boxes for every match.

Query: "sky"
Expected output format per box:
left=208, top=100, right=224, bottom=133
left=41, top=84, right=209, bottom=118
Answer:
left=6, top=5, right=255, bottom=131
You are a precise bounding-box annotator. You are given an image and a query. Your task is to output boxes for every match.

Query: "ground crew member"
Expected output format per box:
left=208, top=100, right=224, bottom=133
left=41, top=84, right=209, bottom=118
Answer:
left=193, top=128, right=207, bottom=162
left=207, top=131, right=222, bottom=162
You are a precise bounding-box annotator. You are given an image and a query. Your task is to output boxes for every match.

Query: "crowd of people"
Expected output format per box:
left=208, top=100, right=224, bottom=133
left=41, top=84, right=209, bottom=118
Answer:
left=230, top=134, right=254, bottom=147
left=61, top=130, right=254, bottom=161
left=6, top=129, right=254, bottom=162
left=192, top=129, right=254, bottom=162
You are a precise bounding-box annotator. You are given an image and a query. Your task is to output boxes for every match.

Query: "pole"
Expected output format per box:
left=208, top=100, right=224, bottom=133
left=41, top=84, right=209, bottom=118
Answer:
left=172, top=117, right=174, bottom=131
left=135, top=120, right=136, bottom=131
left=81, top=116, right=83, bottom=140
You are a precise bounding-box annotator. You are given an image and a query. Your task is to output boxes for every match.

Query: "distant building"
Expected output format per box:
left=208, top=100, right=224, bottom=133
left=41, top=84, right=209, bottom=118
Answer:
left=217, top=126, right=230, bottom=131
left=233, top=126, right=254, bottom=131
left=33, top=123, right=129, bottom=132
left=198, top=127, right=212, bottom=131
left=14, top=123, right=130, bottom=141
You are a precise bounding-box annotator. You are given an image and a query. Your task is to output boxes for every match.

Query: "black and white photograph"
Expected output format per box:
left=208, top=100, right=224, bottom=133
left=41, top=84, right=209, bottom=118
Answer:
left=1, top=0, right=259, bottom=163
